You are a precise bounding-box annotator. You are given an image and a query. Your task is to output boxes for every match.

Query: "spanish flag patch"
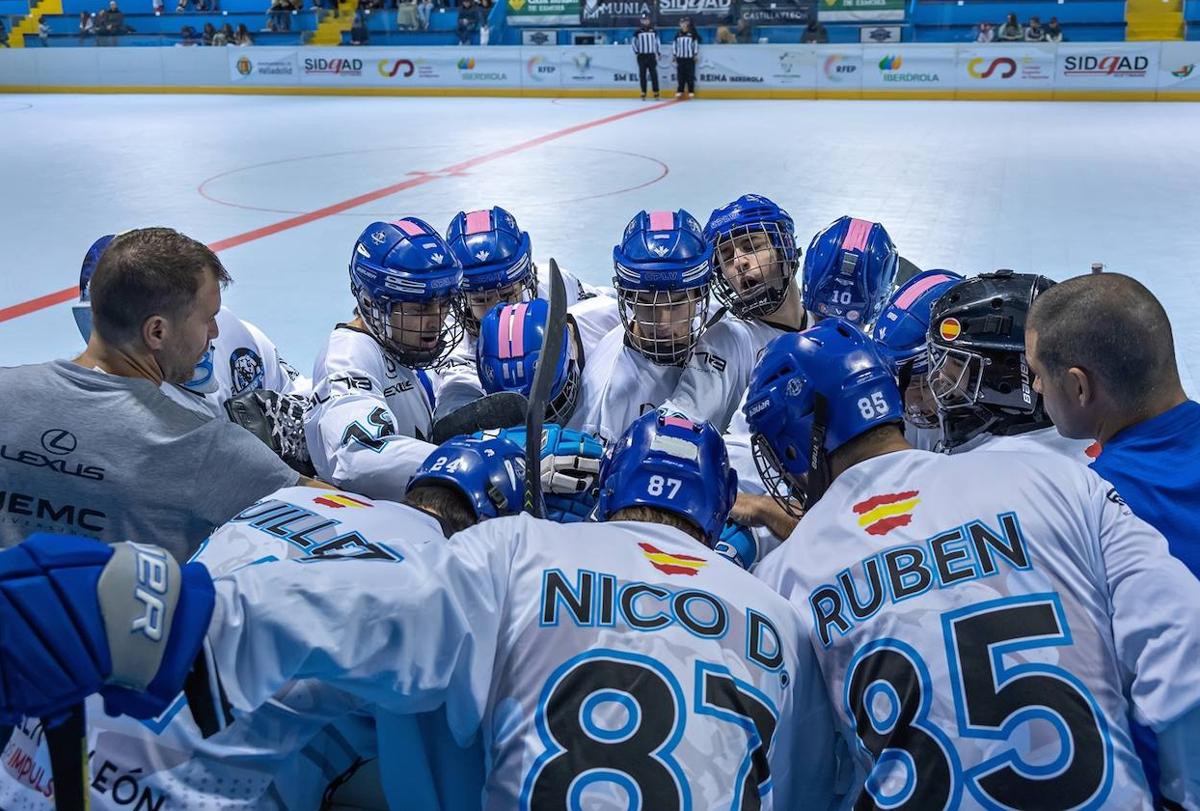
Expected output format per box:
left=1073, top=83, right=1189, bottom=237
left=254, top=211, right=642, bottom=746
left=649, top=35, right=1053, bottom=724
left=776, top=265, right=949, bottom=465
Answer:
left=853, top=490, right=920, bottom=536
left=639, top=543, right=708, bottom=576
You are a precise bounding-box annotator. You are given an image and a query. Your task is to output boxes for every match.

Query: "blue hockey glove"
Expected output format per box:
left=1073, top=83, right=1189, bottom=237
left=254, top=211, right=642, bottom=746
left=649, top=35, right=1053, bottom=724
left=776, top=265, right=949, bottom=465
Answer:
left=0, top=534, right=214, bottom=724
left=475, top=425, right=604, bottom=522
left=714, top=520, right=759, bottom=571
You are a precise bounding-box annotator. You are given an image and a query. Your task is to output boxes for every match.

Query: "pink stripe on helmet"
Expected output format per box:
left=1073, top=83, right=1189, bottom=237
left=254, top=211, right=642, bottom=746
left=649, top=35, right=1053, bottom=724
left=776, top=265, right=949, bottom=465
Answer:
left=840, top=218, right=874, bottom=253
left=649, top=211, right=675, bottom=232
left=393, top=219, right=425, bottom=236
left=499, top=302, right=529, bottom=359
left=663, top=415, right=695, bottom=430
left=464, top=210, right=493, bottom=236
left=893, top=274, right=955, bottom=311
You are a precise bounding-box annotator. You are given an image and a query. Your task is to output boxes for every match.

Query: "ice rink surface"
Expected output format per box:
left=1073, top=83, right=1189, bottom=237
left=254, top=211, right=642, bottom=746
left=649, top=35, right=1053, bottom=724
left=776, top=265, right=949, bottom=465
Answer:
left=2, top=93, right=1198, bottom=392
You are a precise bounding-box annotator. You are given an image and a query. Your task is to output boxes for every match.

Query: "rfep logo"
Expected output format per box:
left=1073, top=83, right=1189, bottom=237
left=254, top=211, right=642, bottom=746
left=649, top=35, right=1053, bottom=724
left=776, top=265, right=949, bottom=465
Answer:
left=378, top=58, right=415, bottom=77
left=823, top=54, right=857, bottom=81
left=1063, top=54, right=1149, bottom=77
left=967, top=56, right=1016, bottom=79
left=526, top=55, right=557, bottom=80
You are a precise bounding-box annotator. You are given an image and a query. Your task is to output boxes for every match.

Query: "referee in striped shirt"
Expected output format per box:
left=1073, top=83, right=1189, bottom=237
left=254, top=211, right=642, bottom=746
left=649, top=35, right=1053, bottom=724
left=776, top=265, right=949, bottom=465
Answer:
left=632, top=13, right=660, bottom=100
left=672, top=16, right=699, bottom=98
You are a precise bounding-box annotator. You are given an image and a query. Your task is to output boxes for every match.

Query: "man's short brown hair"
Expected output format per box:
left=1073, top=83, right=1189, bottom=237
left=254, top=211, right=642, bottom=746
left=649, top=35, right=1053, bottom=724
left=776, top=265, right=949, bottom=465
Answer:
left=90, top=227, right=230, bottom=345
left=609, top=505, right=707, bottom=544
left=1027, top=272, right=1178, bottom=408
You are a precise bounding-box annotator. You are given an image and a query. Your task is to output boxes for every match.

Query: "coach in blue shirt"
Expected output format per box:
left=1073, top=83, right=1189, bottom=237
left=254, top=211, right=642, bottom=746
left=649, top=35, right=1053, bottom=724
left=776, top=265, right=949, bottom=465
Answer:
left=1026, top=272, right=1199, bottom=566
left=1027, top=271, right=1200, bottom=805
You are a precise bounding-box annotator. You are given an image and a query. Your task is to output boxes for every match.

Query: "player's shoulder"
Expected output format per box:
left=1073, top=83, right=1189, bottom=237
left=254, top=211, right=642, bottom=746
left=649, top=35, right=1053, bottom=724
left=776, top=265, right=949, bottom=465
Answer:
left=318, top=324, right=388, bottom=374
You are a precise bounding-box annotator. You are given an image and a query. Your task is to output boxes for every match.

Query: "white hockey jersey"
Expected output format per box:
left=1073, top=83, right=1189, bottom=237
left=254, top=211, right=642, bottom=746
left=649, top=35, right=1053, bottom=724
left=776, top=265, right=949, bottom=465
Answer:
left=953, top=425, right=1099, bottom=463
left=305, top=325, right=439, bottom=500
left=162, top=306, right=307, bottom=419
left=755, top=448, right=1200, bottom=810
left=577, top=326, right=685, bottom=443
left=207, top=515, right=840, bottom=810
left=666, top=315, right=793, bottom=434
left=0, top=486, right=446, bottom=811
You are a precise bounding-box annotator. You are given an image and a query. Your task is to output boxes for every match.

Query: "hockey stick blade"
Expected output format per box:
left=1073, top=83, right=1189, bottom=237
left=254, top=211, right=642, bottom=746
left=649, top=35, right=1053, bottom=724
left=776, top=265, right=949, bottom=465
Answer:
left=45, top=704, right=88, bottom=811
left=524, top=259, right=567, bottom=518
left=431, top=392, right=529, bottom=445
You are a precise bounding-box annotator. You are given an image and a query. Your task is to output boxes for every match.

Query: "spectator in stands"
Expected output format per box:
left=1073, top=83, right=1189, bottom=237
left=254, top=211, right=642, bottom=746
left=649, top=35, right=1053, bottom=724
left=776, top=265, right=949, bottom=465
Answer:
left=175, top=0, right=187, bottom=11
left=801, top=18, right=827, bottom=43
left=234, top=20, right=253, bottom=42
left=456, top=0, right=478, bottom=44
left=1024, top=15, right=1047, bottom=41
left=478, top=0, right=491, bottom=44
left=715, top=25, right=735, bottom=43
left=349, top=8, right=368, bottom=41
left=201, top=20, right=215, bottom=42
left=1045, top=15, right=1063, bottom=41
left=417, top=0, right=431, bottom=29
left=735, top=12, right=752, bottom=42
left=269, top=0, right=292, bottom=31
left=0, top=228, right=304, bottom=559
left=0, top=17, right=8, bottom=48
left=38, top=18, right=50, bottom=44
left=974, top=21, right=994, bottom=42
left=79, top=11, right=94, bottom=37
left=397, top=0, right=418, bottom=30
left=997, top=12, right=1023, bottom=40
left=93, top=8, right=108, bottom=33
left=215, top=20, right=233, bottom=41
left=106, top=1, right=127, bottom=32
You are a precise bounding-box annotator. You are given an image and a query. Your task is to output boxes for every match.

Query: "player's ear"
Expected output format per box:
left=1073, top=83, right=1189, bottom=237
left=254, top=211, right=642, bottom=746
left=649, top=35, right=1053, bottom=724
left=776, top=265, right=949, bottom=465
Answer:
left=1067, top=366, right=1092, bottom=407
left=142, top=313, right=169, bottom=351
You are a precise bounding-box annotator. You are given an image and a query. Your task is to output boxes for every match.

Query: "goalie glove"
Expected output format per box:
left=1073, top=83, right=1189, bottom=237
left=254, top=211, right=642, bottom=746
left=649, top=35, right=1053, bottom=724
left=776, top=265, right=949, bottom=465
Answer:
left=225, top=389, right=317, bottom=477
left=475, top=425, right=604, bottom=522
left=0, top=535, right=214, bottom=724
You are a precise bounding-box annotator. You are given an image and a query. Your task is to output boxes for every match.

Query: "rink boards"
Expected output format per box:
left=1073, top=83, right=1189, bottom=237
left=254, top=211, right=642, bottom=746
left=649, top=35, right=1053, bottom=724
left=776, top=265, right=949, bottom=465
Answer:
left=1, top=42, right=1199, bottom=100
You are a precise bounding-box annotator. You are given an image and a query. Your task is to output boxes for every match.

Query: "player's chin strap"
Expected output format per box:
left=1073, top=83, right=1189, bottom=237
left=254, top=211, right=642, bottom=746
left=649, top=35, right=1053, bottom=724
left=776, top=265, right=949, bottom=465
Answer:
left=804, top=393, right=832, bottom=511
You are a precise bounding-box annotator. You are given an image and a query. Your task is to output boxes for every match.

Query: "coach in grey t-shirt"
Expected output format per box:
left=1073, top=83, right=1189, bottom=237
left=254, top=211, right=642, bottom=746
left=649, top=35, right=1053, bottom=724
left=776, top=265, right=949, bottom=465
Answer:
left=0, top=228, right=302, bottom=560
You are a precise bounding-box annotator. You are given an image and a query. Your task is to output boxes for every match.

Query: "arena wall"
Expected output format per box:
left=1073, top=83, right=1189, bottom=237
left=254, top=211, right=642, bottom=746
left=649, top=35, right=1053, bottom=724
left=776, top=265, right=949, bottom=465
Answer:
left=2, top=41, right=1199, bottom=99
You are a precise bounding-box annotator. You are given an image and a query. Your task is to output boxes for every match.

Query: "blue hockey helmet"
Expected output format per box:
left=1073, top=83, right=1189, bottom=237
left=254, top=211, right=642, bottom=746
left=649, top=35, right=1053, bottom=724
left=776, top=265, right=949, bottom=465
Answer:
left=873, top=269, right=963, bottom=429
left=703, top=194, right=800, bottom=319
left=744, top=319, right=904, bottom=514
left=874, top=269, right=965, bottom=374
left=407, top=434, right=526, bottom=522
left=445, top=207, right=537, bottom=336
left=612, top=209, right=713, bottom=366
left=595, top=409, right=736, bottom=546
left=476, top=299, right=582, bottom=425
left=72, top=234, right=116, bottom=342
left=802, top=216, right=899, bottom=326
left=349, top=218, right=463, bottom=369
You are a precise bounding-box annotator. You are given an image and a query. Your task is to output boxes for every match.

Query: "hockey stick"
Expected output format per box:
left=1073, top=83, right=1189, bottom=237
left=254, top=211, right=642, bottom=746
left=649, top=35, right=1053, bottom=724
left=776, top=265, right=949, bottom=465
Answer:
left=45, top=705, right=88, bottom=811
left=523, top=259, right=567, bottom=518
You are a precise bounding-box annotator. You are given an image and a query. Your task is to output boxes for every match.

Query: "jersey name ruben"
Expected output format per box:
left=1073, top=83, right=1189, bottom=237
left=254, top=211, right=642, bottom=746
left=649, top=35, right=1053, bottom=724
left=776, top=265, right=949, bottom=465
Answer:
left=810, top=509, right=1030, bottom=648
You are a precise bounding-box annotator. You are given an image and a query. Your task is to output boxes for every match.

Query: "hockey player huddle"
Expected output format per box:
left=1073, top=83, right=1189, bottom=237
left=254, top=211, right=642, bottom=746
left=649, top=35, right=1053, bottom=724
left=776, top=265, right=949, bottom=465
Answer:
left=2, top=195, right=1200, bottom=811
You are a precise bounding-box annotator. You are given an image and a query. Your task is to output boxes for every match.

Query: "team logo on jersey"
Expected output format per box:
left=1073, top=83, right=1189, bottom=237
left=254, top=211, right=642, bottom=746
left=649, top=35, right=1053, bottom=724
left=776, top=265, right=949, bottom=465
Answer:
left=314, top=494, right=373, bottom=509
left=938, top=318, right=962, bottom=342
left=229, top=348, right=265, bottom=395
left=639, top=542, right=707, bottom=576
left=475, top=249, right=491, bottom=262
left=371, top=231, right=388, bottom=245
left=853, top=490, right=920, bottom=536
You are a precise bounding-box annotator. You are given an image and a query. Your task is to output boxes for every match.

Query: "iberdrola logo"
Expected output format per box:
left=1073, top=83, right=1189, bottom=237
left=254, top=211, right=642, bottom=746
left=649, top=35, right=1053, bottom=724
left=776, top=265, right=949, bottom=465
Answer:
left=879, top=55, right=902, bottom=71
left=458, top=57, right=476, bottom=70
